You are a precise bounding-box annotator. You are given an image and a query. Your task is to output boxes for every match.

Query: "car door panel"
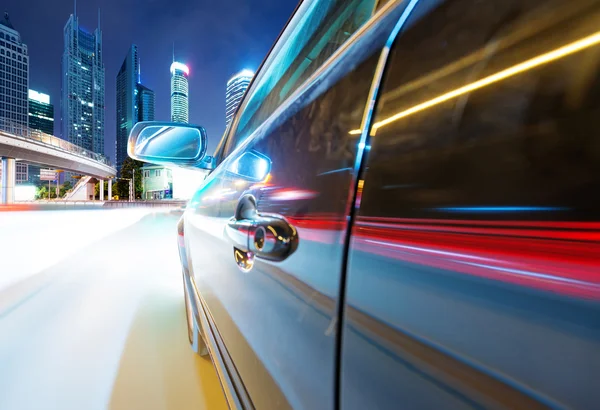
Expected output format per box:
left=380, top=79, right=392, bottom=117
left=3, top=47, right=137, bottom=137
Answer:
left=185, top=3, right=414, bottom=408
left=341, top=0, right=600, bottom=409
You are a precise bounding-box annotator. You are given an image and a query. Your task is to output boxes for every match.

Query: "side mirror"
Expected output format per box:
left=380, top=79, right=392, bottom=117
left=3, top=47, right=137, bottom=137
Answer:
left=227, top=151, right=271, bottom=182
left=128, top=121, right=212, bottom=169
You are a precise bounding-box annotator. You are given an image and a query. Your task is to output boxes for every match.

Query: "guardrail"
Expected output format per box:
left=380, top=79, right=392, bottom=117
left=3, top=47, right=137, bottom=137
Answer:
left=0, top=119, right=111, bottom=166
left=8, top=200, right=188, bottom=210
left=103, top=200, right=188, bottom=208
left=33, top=200, right=105, bottom=206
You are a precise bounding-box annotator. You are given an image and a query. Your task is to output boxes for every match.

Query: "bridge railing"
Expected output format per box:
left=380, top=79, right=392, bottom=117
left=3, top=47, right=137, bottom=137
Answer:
left=0, top=119, right=112, bottom=166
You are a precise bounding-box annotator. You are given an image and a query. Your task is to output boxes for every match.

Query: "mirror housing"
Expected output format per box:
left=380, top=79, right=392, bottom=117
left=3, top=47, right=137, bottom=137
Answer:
left=127, top=121, right=212, bottom=169
left=227, top=151, right=271, bottom=182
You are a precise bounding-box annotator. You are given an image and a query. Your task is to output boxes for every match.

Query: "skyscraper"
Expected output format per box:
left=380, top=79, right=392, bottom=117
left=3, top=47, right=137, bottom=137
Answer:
left=28, top=89, right=54, bottom=135
left=116, top=45, right=139, bottom=173
left=0, top=12, right=30, bottom=185
left=28, top=89, right=54, bottom=185
left=61, top=8, right=105, bottom=155
left=0, top=12, right=28, bottom=137
left=115, top=45, right=154, bottom=174
left=170, top=62, right=189, bottom=123
left=225, top=69, right=253, bottom=128
left=136, top=83, right=155, bottom=122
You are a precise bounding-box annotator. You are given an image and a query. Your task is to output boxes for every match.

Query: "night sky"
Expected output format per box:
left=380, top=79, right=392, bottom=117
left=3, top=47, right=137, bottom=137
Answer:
left=3, top=0, right=298, bottom=160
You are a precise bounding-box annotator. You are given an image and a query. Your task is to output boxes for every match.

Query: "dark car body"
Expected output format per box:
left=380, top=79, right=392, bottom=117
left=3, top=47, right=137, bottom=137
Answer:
left=175, top=0, right=600, bottom=408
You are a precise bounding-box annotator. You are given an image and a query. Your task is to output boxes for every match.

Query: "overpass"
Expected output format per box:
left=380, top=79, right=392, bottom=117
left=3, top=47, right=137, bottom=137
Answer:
left=0, top=124, right=117, bottom=204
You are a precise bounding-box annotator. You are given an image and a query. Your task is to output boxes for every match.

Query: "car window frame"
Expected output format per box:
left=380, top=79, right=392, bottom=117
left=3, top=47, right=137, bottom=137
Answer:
left=220, top=0, right=389, bottom=160
left=213, top=0, right=304, bottom=165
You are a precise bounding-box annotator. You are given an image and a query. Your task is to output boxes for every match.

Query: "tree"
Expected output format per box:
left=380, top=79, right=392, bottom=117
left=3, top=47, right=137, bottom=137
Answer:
left=59, top=181, right=73, bottom=198
left=35, top=185, right=47, bottom=200
left=117, top=157, right=144, bottom=199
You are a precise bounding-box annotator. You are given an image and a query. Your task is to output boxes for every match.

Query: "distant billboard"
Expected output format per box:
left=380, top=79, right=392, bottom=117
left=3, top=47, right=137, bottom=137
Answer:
left=40, top=169, right=57, bottom=181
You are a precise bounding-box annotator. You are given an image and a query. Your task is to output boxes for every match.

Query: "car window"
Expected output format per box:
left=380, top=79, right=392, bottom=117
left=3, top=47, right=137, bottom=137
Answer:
left=225, top=0, right=378, bottom=155
left=359, top=0, right=600, bottom=218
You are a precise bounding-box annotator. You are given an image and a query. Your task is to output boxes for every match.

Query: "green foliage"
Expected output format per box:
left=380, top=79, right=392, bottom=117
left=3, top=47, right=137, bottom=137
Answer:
left=35, top=185, right=58, bottom=199
left=117, top=157, right=144, bottom=199
left=35, top=185, right=47, bottom=200
left=59, top=181, right=73, bottom=198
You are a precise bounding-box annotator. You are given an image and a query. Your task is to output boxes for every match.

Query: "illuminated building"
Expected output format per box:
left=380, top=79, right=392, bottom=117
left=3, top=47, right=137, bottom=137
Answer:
left=141, top=165, right=172, bottom=200
left=137, top=83, right=155, bottom=123
left=61, top=7, right=105, bottom=155
left=0, top=12, right=28, bottom=137
left=168, top=61, right=198, bottom=199
left=116, top=45, right=155, bottom=174
left=0, top=12, right=30, bottom=185
left=28, top=89, right=54, bottom=184
left=28, top=90, right=54, bottom=135
left=170, top=62, right=189, bottom=123
left=226, top=69, right=253, bottom=128
left=116, top=45, right=139, bottom=174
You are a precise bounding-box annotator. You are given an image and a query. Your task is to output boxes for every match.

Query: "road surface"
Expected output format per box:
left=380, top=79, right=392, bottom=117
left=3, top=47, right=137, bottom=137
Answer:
left=0, top=208, right=227, bottom=410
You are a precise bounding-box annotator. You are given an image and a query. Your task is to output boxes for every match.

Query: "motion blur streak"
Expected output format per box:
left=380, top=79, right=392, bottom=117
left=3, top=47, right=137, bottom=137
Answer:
left=0, top=209, right=227, bottom=410
left=348, top=29, right=600, bottom=135
left=353, top=218, right=600, bottom=299
left=0, top=209, right=149, bottom=292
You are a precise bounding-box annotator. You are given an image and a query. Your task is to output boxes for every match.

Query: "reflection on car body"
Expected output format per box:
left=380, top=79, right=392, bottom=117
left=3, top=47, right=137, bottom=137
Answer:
left=129, top=0, right=600, bottom=408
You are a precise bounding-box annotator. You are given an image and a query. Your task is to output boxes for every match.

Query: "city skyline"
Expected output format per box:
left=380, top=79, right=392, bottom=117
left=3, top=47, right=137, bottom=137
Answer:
left=2, top=0, right=298, bottom=158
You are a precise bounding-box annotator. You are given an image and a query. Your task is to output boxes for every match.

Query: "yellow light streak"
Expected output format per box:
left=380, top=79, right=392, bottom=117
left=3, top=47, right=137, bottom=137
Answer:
left=348, top=31, right=600, bottom=135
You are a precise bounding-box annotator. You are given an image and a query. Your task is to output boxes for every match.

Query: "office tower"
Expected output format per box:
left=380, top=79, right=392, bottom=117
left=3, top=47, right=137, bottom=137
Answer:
left=0, top=12, right=30, bottom=185
left=170, top=62, right=189, bottom=123
left=28, top=89, right=54, bottom=135
left=225, top=69, right=253, bottom=128
left=116, top=45, right=155, bottom=174
left=116, top=45, right=139, bottom=174
left=0, top=12, right=28, bottom=136
left=28, top=89, right=54, bottom=185
left=61, top=7, right=105, bottom=155
left=136, top=83, right=154, bottom=122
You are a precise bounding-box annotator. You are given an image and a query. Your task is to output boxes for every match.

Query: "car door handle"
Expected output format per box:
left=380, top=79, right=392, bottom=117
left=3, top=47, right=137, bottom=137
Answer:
left=225, top=195, right=299, bottom=262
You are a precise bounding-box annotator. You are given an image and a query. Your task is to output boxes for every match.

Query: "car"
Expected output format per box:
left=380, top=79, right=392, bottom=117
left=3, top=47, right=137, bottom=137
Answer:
left=128, top=0, right=600, bottom=408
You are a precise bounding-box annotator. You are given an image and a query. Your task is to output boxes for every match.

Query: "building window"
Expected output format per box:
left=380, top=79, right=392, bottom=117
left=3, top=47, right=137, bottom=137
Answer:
left=155, top=169, right=161, bottom=177
left=143, top=170, right=150, bottom=178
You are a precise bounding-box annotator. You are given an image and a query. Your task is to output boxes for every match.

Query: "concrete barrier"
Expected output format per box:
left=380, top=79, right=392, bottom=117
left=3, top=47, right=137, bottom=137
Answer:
left=102, top=200, right=188, bottom=209
left=6, top=200, right=187, bottom=211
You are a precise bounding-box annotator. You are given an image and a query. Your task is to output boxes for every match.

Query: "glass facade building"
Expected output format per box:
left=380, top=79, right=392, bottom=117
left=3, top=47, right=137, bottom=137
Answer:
left=0, top=12, right=28, bottom=137
left=0, top=12, right=30, bottom=185
left=116, top=44, right=139, bottom=174
left=28, top=89, right=54, bottom=135
left=170, top=62, right=189, bottom=123
left=28, top=89, right=54, bottom=185
left=136, top=83, right=155, bottom=123
left=225, top=69, right=253, bottom=128
left=61, top=10, right=105, bottom=155
left=115, top=44, right=154, bottom=175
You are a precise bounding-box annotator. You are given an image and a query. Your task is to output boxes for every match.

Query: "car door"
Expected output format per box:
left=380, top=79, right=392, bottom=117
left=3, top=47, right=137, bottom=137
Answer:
left=185, top=1, right=415, bottom=408
left=341, top=0, right=600, bottom=408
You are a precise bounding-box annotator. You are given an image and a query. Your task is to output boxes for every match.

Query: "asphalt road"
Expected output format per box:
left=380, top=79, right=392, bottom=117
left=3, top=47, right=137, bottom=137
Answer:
left=0, top=209, right=227, bottom=410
